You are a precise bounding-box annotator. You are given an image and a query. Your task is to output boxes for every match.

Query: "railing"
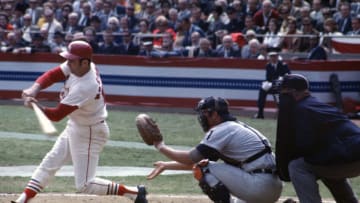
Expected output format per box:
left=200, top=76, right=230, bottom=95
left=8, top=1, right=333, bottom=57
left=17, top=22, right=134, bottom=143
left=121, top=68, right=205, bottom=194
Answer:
left=3, top=30, right=360, bottom=57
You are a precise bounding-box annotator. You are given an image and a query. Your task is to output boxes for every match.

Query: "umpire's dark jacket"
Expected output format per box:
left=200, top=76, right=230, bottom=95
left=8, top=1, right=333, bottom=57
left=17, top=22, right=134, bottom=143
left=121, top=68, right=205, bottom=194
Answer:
left=276, top=95, right=360, bottom=181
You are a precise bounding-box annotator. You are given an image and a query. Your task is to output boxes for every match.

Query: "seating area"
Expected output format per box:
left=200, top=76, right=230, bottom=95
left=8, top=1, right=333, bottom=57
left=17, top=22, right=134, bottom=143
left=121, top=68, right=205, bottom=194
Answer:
left=0, top=0, right=359, bottom=59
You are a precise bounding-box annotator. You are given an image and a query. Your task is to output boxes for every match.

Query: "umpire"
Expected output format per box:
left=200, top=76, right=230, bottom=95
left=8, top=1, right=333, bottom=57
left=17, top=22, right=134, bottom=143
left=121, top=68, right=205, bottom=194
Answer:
left=147, top=96, right=282, bottom=203
left=275, top=74, right=360, bottom=203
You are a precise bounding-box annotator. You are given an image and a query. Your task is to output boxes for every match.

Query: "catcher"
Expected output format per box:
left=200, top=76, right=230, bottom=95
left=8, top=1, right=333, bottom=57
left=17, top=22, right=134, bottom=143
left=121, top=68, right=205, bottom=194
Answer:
left=137, top=96, right=283, bottom=203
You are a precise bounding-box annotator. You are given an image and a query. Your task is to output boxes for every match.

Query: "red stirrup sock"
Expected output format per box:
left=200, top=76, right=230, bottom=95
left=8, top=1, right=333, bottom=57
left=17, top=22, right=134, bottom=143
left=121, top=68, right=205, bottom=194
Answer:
left=118, top=184, right=138, bottom=196
left=107, top=182, right=138, bottom=198
left=24, top=188, right=37, bottom=199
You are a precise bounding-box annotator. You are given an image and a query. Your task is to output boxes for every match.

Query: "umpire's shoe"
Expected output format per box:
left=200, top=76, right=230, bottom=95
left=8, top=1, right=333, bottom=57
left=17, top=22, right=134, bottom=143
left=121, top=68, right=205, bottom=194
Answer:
left=134, top=185, right=148, bottom=203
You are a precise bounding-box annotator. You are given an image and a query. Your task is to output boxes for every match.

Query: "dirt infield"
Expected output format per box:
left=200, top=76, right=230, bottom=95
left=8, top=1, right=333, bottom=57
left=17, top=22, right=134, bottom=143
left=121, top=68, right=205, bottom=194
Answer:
left=0, top=194, right=210, bottom=203
left=0, top=194, right=295, bottom=203
left=0, top=194, right=339, bottom=203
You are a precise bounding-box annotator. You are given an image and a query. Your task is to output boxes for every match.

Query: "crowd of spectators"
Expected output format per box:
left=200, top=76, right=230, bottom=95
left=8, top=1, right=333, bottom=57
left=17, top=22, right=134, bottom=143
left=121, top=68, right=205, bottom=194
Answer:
left=0, top=0, right=359, bottom=59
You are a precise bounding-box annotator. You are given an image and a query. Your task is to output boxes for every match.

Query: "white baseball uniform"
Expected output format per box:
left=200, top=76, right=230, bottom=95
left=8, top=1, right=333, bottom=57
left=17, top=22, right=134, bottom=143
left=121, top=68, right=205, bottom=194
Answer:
left=24, top=62, right=137, bottom=197
left=192, top=121, right=283, bottom=203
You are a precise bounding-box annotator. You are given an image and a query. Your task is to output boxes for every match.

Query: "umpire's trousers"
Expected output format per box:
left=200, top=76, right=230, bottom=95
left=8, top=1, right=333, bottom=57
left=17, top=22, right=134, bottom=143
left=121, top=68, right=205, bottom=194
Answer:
left=288, top=157, right=360, bottom=203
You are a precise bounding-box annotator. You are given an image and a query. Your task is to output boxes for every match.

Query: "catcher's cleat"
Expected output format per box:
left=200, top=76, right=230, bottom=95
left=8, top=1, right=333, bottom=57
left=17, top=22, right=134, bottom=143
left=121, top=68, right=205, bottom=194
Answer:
left=134, top=185, right=148, bottom=203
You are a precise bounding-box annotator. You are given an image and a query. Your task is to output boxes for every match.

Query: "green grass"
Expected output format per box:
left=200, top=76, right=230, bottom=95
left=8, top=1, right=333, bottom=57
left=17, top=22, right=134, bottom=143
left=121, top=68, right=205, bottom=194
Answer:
left=0, top=139, right=53, bottom=165
left=0, top=139, right=168, bottom=166
left=0, top=175, right=202, bottom=194
left=0, top=105, right=276, bottom=145
left=0, top=104, right=359, bottom=199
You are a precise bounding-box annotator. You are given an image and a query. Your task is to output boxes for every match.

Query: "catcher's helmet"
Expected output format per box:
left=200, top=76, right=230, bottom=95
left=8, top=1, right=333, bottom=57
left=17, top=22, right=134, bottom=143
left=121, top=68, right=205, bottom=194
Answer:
left=281, top=74, right=309, bottom=91
left=60, top=41, right=93, bottom=60
left=195, top=96, right=236, bottom=121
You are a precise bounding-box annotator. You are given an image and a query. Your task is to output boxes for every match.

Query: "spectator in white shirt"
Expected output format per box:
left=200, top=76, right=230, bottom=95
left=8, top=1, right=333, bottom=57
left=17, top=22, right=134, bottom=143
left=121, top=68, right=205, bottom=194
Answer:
left=263, top=18, right=282, bottom=50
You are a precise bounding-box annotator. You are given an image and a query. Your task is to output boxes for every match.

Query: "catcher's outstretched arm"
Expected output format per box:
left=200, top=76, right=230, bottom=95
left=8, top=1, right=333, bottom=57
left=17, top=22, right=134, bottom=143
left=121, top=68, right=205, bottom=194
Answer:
left=155, top=141, right=195, bottom=165
left=147, top=161, right=193, bottom=180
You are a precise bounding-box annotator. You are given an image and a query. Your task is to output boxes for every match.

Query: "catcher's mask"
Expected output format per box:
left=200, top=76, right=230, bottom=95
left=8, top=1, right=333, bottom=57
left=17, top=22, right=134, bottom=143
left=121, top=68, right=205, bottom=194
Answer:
left=195, top=96, right=236, bottom=132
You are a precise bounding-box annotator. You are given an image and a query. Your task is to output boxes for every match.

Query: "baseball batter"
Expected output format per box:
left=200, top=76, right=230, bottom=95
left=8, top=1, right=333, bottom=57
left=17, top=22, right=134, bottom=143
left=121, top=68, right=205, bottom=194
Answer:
left=15, top=41, right=147, bottom=203
left=147, top=96, right=283, bottom=203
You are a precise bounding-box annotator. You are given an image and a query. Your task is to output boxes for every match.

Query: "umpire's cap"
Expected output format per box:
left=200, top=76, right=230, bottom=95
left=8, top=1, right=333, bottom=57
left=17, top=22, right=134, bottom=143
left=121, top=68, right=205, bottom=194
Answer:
left=60, top=41, right=92, bottom=60
left=281, top=74, right=309, bottom=91
left=195, top=96, right=237, bottom=121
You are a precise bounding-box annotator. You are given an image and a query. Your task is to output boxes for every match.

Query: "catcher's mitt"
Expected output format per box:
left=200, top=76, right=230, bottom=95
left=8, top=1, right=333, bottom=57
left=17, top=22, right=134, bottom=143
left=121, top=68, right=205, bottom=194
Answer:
left=135, top=113, right=163, bottom=145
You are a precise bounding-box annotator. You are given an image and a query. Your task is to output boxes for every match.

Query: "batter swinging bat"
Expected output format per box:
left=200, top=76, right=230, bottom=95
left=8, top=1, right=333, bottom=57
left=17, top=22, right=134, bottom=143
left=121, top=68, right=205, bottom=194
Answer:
left=31, top=102, right=57, bottom=136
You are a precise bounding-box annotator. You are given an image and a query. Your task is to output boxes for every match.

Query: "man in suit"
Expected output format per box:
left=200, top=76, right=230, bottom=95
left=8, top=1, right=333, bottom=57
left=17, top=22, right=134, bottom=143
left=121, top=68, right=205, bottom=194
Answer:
left=121, top=31, right=139, bottom=55
left=308, top=36, right=327, bottom=60
left=83, top=26, right=100, bottom=54
left=16, top=33, right=51, bottom=53
left=1, top=31, right=26, bottom=53
left=21, top=13, right=40, bottom=44
left=26, top=0, right=43, bottom=26
left=99, top=1, right=118, bottom=30
left=78, top=2, right=92, bottom=27
left=334, top=2, right=352, bottom=34
left=41, top=9, right=63, bottom=44
left=193, top=38, right=216, bottom=58
left=241, top=38, right=260, bottom=59
left=215, top=35, right=241, bottom=58
left=254, top=51, right=291, bottom=119
left=124, top=4, right=138, bottom=31
left=98, top=30, right=126, bottom=55
left=178, top=14, right=206, bottom=47
left=347, top=16, right=360, bottom=35
left=63, top=12, right=83, bottom=34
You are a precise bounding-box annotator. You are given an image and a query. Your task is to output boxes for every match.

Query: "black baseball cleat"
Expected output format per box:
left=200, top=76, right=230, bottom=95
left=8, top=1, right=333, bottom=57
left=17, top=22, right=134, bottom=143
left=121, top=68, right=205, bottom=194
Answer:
left=134, top=185, right=148, bottom=203
left=283, top=198, right=297, bottom=203
left=253, top=113, right=264, bottom=119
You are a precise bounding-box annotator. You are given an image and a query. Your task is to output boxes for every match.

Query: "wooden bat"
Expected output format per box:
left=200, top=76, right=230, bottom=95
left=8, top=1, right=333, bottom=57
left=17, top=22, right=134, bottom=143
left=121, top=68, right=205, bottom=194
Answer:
left=31, top=102, right=58, bottom=136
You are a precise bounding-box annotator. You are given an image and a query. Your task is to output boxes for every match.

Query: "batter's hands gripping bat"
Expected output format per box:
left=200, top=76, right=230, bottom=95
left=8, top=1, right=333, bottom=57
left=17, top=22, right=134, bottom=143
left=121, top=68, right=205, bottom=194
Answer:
left=31, top=102, right=58, bottom=136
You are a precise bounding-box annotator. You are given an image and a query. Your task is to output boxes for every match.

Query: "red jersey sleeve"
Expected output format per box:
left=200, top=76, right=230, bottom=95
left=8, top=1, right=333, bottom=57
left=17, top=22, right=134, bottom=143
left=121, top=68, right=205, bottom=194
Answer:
left=36, top=66, right=66, bottom=89
left=43, top=103, right=78, bottom=122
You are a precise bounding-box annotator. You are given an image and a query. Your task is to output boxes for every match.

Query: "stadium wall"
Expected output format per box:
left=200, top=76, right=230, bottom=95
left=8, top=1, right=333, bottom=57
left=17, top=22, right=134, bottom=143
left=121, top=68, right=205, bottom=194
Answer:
left=0, top=53, right=359, bottom=108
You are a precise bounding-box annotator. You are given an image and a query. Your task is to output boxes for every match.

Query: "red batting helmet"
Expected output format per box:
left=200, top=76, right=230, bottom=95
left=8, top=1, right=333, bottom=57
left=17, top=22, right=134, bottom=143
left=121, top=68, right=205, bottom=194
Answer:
left=60, top=41, right=93, bottom=60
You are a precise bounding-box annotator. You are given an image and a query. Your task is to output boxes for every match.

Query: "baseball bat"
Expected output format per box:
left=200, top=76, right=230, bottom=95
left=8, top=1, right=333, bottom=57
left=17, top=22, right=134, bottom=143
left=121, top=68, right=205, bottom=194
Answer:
left=31, top=102, right=58, bottom=136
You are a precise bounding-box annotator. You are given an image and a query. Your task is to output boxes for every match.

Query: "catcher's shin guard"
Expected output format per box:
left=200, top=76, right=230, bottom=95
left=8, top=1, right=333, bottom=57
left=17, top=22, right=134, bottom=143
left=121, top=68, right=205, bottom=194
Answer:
left=199, top=175, right=230, bottom=203
left=194, top=163, right=230, bottom=203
